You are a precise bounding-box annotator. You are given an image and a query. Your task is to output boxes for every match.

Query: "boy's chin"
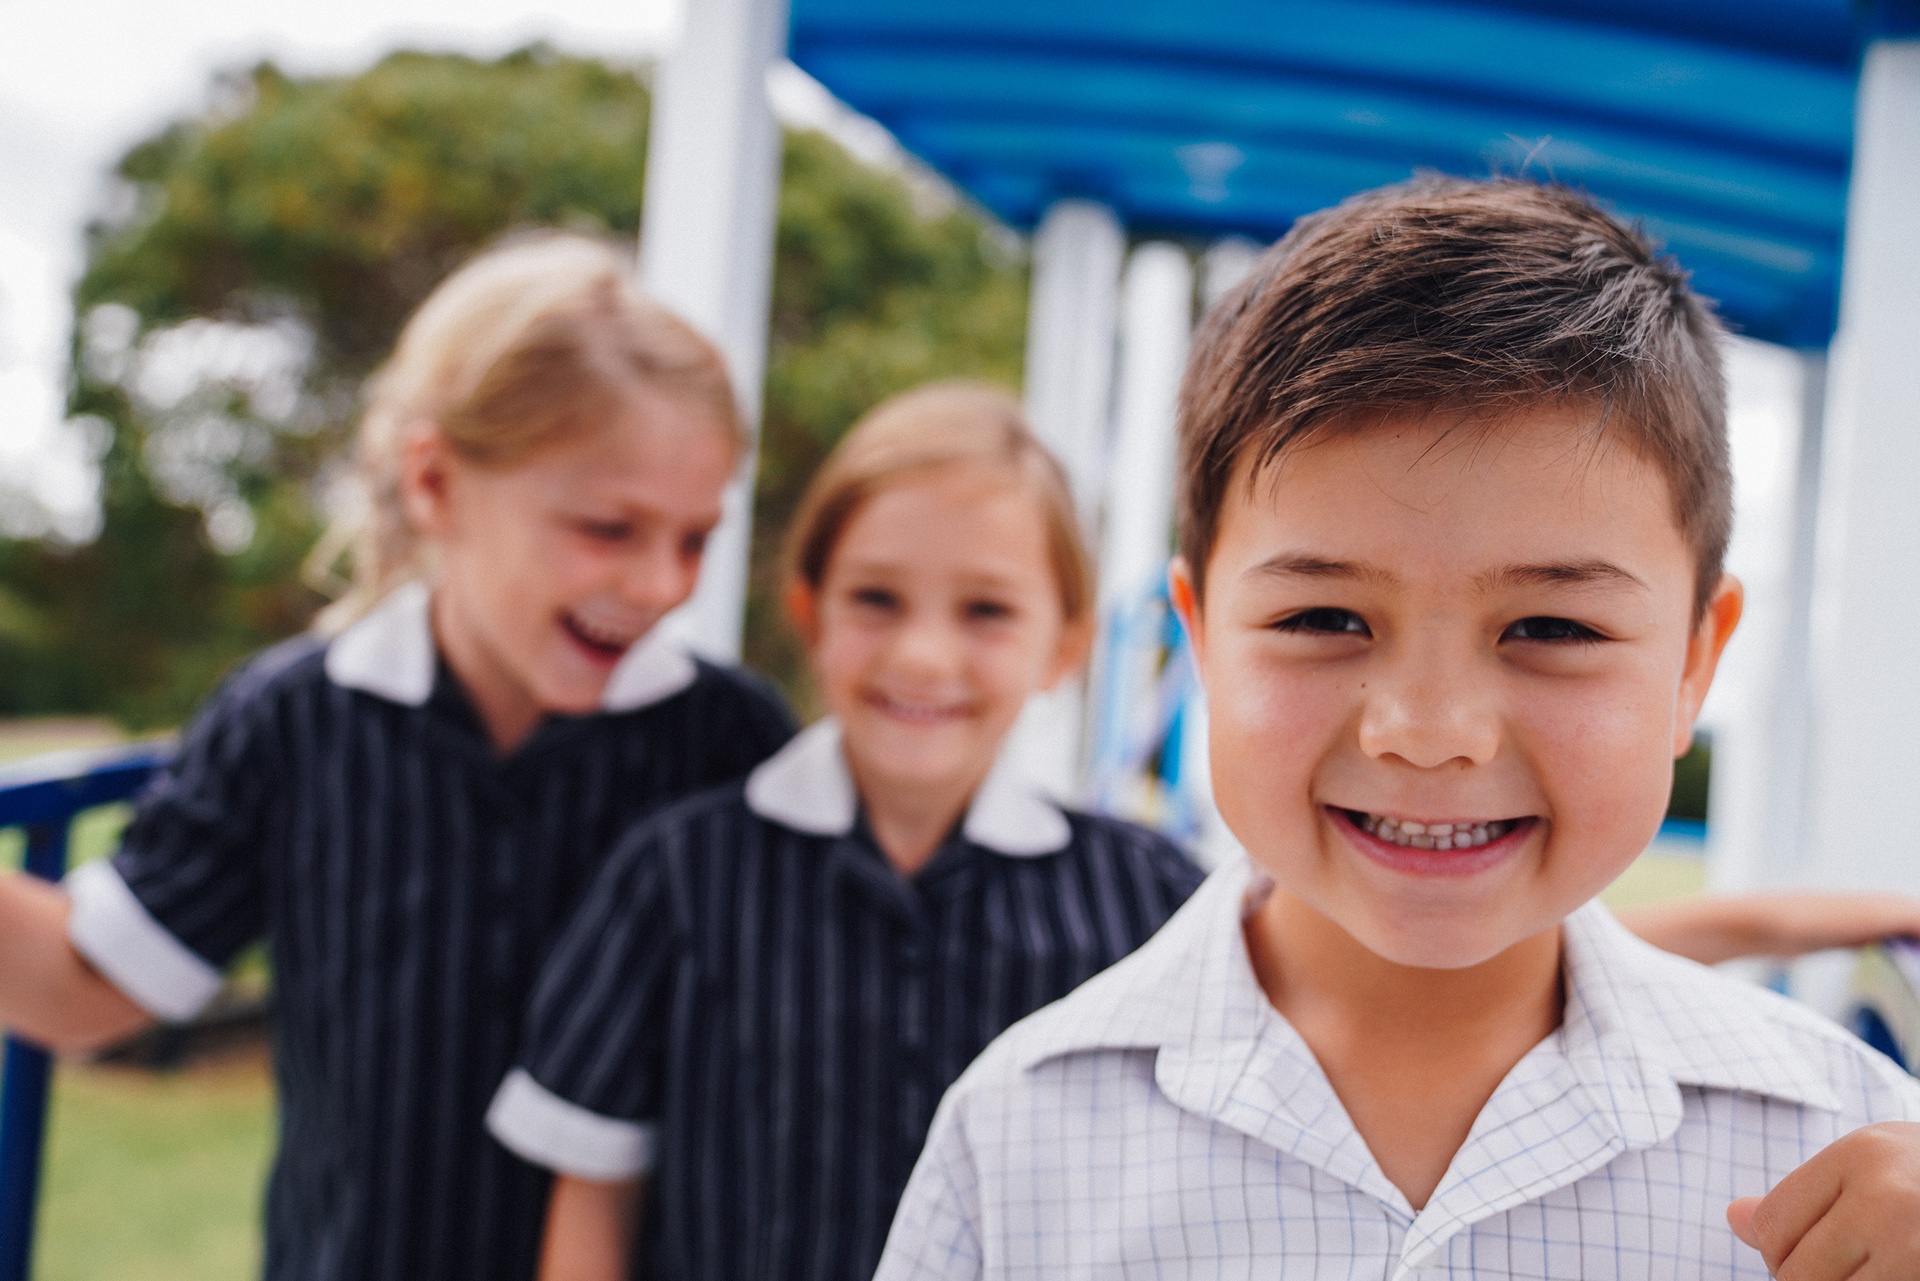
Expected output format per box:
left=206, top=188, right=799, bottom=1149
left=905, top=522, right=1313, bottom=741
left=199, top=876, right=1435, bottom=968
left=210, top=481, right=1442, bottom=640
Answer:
left=1330, top=899, right=1562, bottom=972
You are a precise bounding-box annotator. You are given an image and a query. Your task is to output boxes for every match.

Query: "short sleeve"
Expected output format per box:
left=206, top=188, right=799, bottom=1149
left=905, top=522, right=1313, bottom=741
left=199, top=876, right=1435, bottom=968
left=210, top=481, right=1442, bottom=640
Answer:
left=487, top=825, right=680, bottom=1180
left=67, top=656, right=287, bottom=1020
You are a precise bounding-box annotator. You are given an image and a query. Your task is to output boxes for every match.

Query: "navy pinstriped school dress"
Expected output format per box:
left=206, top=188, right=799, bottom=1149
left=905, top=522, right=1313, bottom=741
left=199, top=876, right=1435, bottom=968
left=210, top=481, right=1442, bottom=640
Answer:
left=488, top=717, right=1205, bottom=1281
left=63, top=584, right=796, bottom=1281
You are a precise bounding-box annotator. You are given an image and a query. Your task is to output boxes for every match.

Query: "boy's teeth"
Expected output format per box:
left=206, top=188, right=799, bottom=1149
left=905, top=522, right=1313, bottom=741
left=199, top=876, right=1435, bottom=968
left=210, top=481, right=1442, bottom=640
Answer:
left=1356, top=812, right=1515, bottom=850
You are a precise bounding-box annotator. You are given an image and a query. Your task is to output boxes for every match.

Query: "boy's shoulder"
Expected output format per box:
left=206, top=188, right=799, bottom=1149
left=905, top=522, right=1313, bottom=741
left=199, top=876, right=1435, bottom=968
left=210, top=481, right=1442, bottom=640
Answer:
left=1575, top=908, right=1920, bottom=1116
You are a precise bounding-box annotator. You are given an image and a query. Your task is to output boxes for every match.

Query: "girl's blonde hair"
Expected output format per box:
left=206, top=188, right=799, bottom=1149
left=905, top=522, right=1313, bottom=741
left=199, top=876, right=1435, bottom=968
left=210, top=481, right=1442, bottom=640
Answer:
left=308, top=230, right=742, bottom=630
left=784, top=381, right=1092, bottom=623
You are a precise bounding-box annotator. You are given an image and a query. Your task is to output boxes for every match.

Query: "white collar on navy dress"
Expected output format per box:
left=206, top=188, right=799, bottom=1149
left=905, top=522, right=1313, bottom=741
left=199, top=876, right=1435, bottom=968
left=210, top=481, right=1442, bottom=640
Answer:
left=323, top=580, right=698, bottom=712
left=742, top=717, right=1072, bottom=857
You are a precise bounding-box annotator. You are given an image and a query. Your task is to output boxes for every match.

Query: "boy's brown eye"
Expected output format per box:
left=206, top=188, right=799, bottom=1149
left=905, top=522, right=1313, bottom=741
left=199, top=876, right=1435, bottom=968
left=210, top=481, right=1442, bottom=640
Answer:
left=1274, top=607, right=1369, bottom=637
left=1504, top=616, right=1603, bottom=644
left=851, top=587, right=898, bottom=611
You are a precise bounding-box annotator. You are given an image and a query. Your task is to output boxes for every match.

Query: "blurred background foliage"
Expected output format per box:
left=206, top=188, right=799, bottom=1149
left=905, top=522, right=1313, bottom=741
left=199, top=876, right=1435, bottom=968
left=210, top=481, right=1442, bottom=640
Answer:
left=0, top=45, right=1026, bottom=727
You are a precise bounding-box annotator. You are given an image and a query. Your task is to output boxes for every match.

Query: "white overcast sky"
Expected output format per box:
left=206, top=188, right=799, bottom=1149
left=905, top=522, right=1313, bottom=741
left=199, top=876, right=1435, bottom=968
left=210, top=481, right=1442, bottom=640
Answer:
left=0, top=0, right=695, bottom=535
left=0, top=0, right=1799, bottom=613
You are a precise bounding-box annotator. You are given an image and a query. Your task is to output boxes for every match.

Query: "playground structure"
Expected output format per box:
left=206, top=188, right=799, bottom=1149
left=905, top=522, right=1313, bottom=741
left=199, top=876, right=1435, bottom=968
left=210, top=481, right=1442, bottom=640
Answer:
left=4, top=2, right=1920, bottom=1275
left=0, top=744, right=170, bottom=1281
left=652, top=0, right=1920, bottom=899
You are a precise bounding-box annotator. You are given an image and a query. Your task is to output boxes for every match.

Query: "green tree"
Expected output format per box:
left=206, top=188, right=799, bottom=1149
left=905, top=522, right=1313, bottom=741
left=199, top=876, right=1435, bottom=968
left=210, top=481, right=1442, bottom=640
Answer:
left=0, top=46, right=1025, bottom=726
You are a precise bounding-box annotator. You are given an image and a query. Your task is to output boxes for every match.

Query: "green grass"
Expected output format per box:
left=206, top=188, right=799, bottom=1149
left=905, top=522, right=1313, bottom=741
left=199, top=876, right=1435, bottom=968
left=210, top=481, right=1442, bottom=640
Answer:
left=0, top=721, right=125, bottom=766
left=1601, top=851, right=1709, bottom=910
left=32, top=1057, right=274, bottom=1281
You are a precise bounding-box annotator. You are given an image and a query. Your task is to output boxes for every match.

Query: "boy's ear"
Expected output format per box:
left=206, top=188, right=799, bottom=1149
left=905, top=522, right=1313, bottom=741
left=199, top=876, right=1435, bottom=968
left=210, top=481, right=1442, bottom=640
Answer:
left=1673, top=573, right=1744, bottom=757
left=1168, top=557, right=1205, bottom=665
left=783, top=578, right=820, bottom=646
left=396, top=422, right=455, bottom=538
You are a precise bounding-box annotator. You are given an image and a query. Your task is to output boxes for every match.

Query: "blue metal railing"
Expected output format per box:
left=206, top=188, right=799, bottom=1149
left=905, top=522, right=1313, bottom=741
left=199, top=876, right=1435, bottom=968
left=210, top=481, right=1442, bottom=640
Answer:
left=0, top=742, right=170, bottom=1281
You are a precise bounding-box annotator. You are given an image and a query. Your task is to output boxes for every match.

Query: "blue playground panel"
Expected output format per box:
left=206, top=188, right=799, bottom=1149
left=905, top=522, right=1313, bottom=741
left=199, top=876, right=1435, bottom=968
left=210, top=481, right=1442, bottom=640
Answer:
left=791, top=0, right=1920, bottom=348
left=0, top=743, right=169, bottom=1281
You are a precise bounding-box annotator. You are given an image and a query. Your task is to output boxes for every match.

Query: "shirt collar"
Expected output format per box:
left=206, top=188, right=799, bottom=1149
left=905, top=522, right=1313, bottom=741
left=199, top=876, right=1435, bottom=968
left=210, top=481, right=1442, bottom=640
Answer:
left=742, top=717, right=1072, bottom=857
left=323, top=581, right=698, bottom=713
left=1005, top=856, right=1847, bottom=1275
left=1013, top=854, right=1841, bottom=1112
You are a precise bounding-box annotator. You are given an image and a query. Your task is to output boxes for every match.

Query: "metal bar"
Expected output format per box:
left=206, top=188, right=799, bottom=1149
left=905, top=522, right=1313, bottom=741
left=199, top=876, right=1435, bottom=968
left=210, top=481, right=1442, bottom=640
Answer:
left=0, top=819, right=71, bottom=1281
left=0, top=742, right=172, bottom=829
left=0, top=743, right=166, bottom=1281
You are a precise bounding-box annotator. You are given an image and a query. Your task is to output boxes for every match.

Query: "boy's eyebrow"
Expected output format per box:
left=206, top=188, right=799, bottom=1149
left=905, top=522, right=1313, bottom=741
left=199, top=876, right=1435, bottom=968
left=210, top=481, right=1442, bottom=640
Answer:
left=1244, top=554, right=1649, bottom=594
left=1247, top=554, right=1399, bottom=586
left=1481, top=560, right=1649, bottom=592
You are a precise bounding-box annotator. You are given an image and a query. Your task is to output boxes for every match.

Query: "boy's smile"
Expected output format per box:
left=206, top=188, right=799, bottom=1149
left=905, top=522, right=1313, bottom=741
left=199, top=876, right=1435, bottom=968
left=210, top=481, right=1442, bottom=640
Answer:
left=1173, top=405, right=1742, bottom=972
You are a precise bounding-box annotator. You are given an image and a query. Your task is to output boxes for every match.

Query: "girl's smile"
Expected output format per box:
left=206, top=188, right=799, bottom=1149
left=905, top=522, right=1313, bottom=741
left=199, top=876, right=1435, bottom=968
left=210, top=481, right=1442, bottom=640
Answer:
left=560, top=600, right=661, bottom=667
left=407, top=388, right=736, bottom=750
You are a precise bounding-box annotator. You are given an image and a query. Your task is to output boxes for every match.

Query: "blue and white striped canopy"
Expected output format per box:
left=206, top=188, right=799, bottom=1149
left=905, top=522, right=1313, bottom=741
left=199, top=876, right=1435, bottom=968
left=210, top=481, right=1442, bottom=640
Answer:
left=788, top=0, right=1920, bottom=347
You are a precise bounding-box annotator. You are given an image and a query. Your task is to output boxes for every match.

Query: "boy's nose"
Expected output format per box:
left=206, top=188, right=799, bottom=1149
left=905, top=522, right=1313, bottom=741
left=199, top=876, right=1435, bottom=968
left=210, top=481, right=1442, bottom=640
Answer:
left=1356, top=656, right=1501, bottom=769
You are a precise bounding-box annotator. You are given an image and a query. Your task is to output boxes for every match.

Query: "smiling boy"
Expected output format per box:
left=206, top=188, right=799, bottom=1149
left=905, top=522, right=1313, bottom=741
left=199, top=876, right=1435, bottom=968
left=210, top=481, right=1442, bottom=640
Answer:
left=874, top=179, right=1920, bottom=1279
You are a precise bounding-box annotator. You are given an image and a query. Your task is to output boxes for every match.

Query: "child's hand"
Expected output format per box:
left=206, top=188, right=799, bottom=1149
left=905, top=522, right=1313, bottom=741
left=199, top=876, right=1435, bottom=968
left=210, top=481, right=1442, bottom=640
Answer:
left=1727, top=1122, right=1920, bottom=1278
left=1619, top=893, right=1920, bottom=967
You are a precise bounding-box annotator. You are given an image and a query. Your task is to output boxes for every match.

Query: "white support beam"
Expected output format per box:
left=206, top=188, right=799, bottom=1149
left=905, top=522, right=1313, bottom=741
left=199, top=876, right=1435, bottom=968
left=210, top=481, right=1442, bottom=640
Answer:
left=1006, top=198, right=1125, bottom=801
left=1098, top=243, right=1193, bottom=617
left=1802, top=39, right=1920, bottom=890
left=1705, top=347, right=1824, bottom=893
left=640, top=0, right=789, bottom=662
left=1087, top=243, right=1193, bottom=809
left=1022, top=200, right=1125, bottom=523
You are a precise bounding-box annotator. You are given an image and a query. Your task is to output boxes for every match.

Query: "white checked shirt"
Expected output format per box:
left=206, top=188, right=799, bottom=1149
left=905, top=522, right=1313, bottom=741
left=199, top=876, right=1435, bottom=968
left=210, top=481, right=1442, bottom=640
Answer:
left=877, top=858, right=1920, bottom=1280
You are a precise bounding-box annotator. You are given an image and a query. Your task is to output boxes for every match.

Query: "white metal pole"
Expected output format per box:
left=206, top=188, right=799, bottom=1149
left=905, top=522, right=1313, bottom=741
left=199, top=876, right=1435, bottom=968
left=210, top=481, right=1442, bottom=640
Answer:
left=1087, top=243, right=1193, bottom=810
left=1705, top=348, right=1824, bottom=892
left=1802, top=39, right=1920, bottom=890
left=1022, top=199, right=1125, bottom=523
left=640, top=0, right=789, bottom=662
left=1098, top=243, right=1192, bottom=617
left=1005, top=198, right=1125, bottom=801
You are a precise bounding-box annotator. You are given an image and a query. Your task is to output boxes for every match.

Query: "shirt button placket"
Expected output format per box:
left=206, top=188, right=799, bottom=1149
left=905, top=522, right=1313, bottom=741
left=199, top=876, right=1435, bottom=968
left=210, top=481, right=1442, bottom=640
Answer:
left=895, top=923, right=934, bottom=1184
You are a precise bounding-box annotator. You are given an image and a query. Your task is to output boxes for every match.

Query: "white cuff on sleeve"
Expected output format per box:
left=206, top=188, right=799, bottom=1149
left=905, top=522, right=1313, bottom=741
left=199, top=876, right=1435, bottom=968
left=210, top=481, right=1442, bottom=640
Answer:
left=65, top=860, right=225, bottom=1023
left=487, top=1068, right=655, bottom=1181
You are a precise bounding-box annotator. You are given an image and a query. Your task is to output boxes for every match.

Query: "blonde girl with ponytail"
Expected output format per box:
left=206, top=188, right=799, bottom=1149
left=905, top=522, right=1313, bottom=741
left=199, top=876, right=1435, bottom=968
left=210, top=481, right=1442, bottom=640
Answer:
left=0, top=231, right=795, bottom=1281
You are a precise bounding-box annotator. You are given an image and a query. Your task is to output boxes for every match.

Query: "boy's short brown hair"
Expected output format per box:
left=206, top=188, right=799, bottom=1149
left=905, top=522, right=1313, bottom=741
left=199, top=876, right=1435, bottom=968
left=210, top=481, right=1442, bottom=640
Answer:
left=1178, top=177, right=1731, bottom=614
